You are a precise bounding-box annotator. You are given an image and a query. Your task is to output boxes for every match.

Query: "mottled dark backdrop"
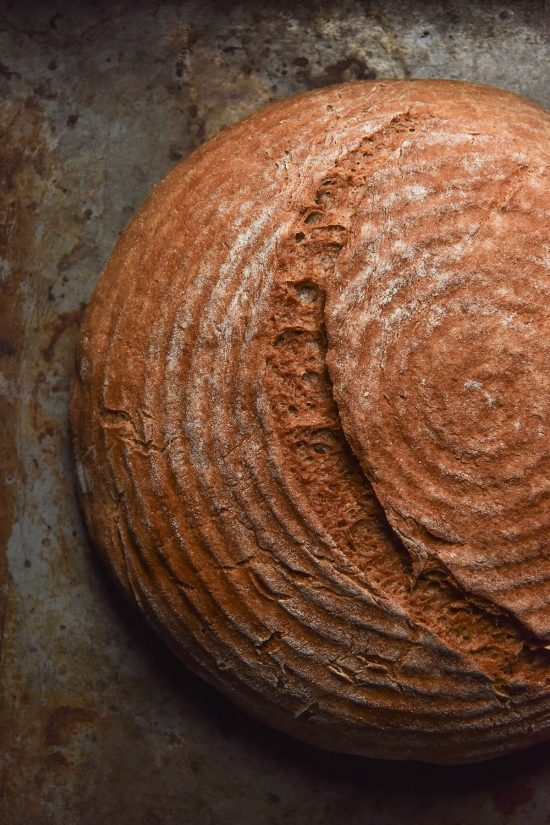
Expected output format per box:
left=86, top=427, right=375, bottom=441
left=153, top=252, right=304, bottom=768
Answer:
left=1, top=2, right=549, bottom=823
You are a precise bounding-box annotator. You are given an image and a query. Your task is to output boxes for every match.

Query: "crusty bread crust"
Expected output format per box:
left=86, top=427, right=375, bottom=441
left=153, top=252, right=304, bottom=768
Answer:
left=71, top=80, right=550, bottom=763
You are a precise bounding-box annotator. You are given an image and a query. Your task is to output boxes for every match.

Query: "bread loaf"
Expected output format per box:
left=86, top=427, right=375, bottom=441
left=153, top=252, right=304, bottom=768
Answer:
left=71, top=80, right=550, bottom=763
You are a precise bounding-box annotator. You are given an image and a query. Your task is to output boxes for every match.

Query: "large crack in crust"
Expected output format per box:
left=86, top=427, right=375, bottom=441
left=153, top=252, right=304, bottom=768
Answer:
left=260, top=135, right=550, bottom=693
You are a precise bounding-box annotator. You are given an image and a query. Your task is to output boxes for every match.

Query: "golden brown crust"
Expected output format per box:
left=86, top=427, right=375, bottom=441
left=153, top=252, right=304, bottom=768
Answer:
left=325, top=84, right=550, bottom=641
left=71, top=80, right=550, bottom=763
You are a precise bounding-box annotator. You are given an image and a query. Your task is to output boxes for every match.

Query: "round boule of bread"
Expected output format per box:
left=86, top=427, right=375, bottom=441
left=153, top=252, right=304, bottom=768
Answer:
left=71, top=79, right=550, bottom=764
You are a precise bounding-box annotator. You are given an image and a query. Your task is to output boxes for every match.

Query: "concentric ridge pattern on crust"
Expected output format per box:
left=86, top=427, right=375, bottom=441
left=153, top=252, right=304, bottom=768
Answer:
left=71, top=80, right=550, bottom=764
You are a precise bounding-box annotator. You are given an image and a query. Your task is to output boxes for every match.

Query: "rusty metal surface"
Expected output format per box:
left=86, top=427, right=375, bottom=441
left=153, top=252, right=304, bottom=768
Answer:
left=1, top=1, right=549, bottom=823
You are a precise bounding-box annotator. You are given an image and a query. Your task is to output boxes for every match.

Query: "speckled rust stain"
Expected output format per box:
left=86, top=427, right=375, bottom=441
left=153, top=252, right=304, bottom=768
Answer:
left=40, top=307, right=86, bottom=364
left=44, top=705, right=98, bottom=747
left=0, top=98, right=47, bottom=652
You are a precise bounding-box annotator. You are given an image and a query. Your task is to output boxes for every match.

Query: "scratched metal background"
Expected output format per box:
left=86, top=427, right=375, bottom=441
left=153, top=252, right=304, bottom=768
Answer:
left=1, top=1, right=550, bottom=823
